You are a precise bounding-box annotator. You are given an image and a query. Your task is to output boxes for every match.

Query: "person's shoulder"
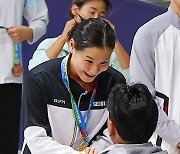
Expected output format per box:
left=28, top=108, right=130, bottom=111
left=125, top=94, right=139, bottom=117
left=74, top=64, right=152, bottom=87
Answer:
left=100, top=67, right=126, bottom=83
left=37, top=37, right=59, bottom=48
left=100, top=144, right=127, bottom=154
left=136, top=10, right=169, bottom=38
left=133, top=10, right=170, bottom=49
left=108, top=66, right=126, bottom=77
left=26, top=57, right=63, bottom=78
left=100, top=143, right=168, bottom=154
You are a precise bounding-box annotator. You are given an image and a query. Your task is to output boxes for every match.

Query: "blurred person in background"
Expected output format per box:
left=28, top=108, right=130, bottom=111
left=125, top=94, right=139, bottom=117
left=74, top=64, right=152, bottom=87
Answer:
left=0, top=0, right=48, bottom=153
left=130, top=0, right=180, bottom=153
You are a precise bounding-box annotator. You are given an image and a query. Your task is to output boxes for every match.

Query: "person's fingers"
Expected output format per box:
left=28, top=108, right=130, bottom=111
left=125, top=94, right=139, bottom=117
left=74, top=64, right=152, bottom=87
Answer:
left=85, top=147, right=90, bottom=154
left=6, top=27, right=16, bottom=35
left=177, top=142, right=180, bottom=149
left=89, top=146, right=98, bottom=154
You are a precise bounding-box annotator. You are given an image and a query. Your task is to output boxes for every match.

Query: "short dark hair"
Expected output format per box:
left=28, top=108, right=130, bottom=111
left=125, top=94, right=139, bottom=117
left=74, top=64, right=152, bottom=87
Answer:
left=107, top=83, right=158, bottom=144
left=68, top=0, right=112, bottom=18
left=68, top=18, right=115, bottom=51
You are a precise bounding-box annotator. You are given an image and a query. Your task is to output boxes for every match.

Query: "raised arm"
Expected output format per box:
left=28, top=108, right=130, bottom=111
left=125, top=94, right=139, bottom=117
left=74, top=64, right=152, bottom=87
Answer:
left=106, top=20, right=130, bottom=70
left=106, top=20, right=130, bottom=80
left=45, top=19, right=76, bottom=59
left=114, top=40, right=130, bottom=70
left=28, top=19, right=76, bottom=70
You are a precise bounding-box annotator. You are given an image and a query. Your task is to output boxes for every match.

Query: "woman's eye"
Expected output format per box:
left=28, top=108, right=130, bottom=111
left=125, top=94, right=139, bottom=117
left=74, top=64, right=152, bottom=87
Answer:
left=101, top=61, right=108, bottom=65
left=85, top=60, right=93, bottom=63
left=90, top=12, right=95, bottom=14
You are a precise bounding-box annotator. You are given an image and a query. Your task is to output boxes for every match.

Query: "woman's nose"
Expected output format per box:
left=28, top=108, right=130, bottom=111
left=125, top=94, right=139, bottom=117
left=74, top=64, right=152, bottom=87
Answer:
left=90, top=65, right=99, bottom=76
left=93, top=14, right=99, bottom=18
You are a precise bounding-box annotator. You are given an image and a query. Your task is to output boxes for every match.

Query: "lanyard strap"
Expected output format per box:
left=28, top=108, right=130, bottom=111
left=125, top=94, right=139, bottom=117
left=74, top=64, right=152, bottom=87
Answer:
left=0, top=26, right=8, bottom=30
left=61, top=55, right=96, bottom=145
left=13, top=42, right=22, bottom=65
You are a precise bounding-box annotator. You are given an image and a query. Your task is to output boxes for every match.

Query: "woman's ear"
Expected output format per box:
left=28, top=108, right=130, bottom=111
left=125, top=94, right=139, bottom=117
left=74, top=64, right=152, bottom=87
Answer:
left=69, top=39, right=76, bottom=54
left=71, top=4, right=79, bottom=16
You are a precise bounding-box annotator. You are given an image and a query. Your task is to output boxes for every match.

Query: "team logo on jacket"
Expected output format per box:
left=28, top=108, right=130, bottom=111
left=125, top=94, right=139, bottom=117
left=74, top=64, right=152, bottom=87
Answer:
left=54, top=99, right=66, bottom=104
left=93, top=101, right=106, bottom=107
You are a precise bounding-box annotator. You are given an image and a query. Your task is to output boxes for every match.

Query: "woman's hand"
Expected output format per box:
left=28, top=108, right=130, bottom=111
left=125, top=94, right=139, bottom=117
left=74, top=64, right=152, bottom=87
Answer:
left=61, top=19, right=77, bottom=42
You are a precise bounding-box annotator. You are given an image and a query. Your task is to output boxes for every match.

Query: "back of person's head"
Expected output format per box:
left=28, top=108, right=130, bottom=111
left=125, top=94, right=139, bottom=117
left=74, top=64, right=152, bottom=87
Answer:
left=68, top=0, right=112, bottom=18
left=107, top=83, right=158, bottom=144
left=68, top=18, right=115, bottom=51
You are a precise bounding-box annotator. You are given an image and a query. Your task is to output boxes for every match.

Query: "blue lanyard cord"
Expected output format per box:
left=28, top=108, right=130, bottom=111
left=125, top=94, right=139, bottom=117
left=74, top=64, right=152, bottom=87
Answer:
left=61, top=55, right=96, bottom=143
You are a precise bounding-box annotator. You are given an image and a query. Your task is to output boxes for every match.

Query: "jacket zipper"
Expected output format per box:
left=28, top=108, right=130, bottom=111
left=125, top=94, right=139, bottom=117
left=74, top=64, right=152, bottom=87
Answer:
left=70, top=91, right=88, bottom=147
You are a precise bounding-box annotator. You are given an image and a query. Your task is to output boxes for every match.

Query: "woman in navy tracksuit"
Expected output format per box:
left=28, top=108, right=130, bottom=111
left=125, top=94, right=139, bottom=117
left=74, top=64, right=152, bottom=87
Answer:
left=22, top=18, right=126, bottom=154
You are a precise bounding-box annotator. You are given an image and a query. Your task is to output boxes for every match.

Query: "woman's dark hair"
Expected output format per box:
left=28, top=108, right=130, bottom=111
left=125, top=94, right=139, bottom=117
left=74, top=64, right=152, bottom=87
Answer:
left=68, top=0, right=112, bottom=18
left=68, top=18, right=115, bottom=51
left=107, top=83, right=158, bottom=144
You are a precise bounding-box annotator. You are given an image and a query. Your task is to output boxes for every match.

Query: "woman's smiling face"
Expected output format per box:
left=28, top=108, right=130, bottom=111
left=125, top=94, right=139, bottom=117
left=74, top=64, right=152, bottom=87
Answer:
left=69, top=40, right=112, bottom=83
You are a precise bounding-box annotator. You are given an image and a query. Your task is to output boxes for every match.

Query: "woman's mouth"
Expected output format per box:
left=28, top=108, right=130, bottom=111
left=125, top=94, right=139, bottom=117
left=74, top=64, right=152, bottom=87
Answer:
left=84, top=71, right=96, bottom=79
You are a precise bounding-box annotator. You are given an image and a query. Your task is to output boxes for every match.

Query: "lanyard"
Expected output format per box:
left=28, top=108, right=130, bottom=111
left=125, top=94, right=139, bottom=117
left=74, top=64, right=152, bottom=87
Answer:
left=0, top=26, right=8, bottom=30
left=13, top=42, right=22, bottom=65
left=61, top=55, right=96, bottom=148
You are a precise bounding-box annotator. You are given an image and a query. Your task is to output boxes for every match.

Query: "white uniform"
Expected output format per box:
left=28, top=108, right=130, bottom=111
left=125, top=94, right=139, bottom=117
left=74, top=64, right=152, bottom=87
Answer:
left=130, top=6, right=180, bottom=154
left=0, top=0, right=48, bottom=153
left=0, top=0, right=48, bottom=84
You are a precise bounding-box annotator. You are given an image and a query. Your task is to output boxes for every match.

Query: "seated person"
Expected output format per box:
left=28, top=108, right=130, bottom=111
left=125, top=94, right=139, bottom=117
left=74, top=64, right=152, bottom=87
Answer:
left=86, top=83, right=168, bottom=154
